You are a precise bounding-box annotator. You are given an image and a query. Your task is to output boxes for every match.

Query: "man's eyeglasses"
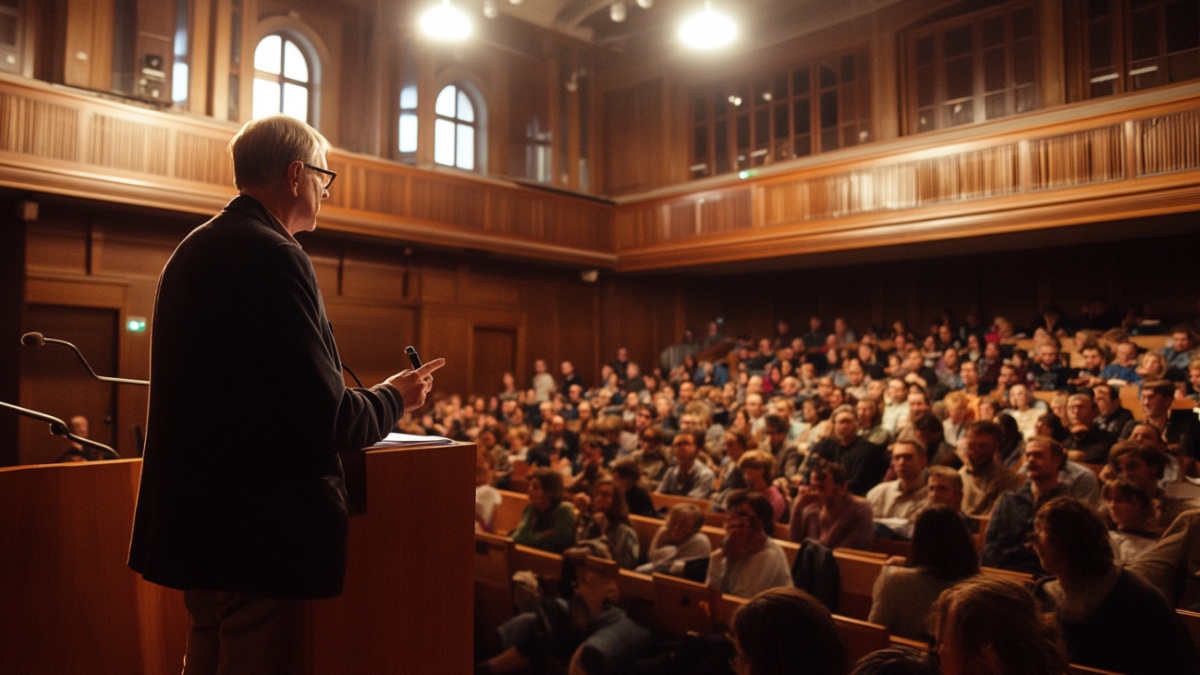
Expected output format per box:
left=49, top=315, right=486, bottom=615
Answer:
left=304, top=163, right=337, bottom=190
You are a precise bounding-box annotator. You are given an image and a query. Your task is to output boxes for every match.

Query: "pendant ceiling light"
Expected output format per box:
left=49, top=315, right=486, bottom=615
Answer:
left=419, top=0, right=472, bottom=41
left=679, top=1, right=737, bottom=50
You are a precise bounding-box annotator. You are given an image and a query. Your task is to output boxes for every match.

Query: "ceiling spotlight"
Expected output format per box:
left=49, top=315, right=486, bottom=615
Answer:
left=508, top=0, right=522, bottom=4
left=419, top=0, right=472, bottom=41
left=636, top=0, right=654, bottom=7
left=680, top=1, right=737, bottom=50
left=482, top=0, right=498, bottom=18
left=727, top=95, right=742, bottom=106
left=610, top=1, right=627, bottom=22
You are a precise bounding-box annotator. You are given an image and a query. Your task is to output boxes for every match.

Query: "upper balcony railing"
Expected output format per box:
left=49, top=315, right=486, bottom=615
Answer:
left=1, top=74, right=1198, bottom=273
left=613, top=81, right=1200, bottom=271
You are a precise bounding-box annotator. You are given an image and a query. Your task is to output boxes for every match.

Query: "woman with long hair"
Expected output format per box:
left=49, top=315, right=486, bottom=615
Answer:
left=933, top=577, right=1068, bottom=675
left=570, top=477, right=639, bottom=569
left=868, top=505, right=979, bottom=641
left=1030, top=497, right=1196, bottom=674
left=729, top=587, right=848, bottom=675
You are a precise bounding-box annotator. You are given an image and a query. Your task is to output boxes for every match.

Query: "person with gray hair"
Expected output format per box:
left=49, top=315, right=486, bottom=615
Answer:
left=128, top=115, right=445, bottom=675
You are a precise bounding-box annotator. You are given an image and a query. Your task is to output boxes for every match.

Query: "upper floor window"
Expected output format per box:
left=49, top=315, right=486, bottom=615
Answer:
left=689, top=49, right=872, bottom=180
left=0, top=0, right=22, bottom=74
left=904, top=2, right=1039, bottom=134
left=434, top=83, right=480, bottom=171
left=252, top=33, right=314, bottom=122
left=397, top=84, right=418, bottom=164
left=1070, top=0, right=1200, bottom=100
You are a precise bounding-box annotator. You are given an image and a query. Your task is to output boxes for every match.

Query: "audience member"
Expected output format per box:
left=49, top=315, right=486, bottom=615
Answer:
left=728, top=587, right=848, bottom=675
left=610, top=459, right=657, bottom=518
left=1130, top=509, right=1200, bottom=609
left=1103, top=478, right=1161, bottom=565
left=981, top=437, right=1068, bottom=575
left=636, top=503, right=711, bottom=576
left=707, top=490, right=793, bottom=598
left=1030, top=497, right=1197, bottom=674
left=848, top=647, right=938, bottom=675
left=511, top=469, right=576, bottom=554
left=869, top=506, right=979, bottom=641
left=1092, top=383, right=1134, bottom=435
left=478, top=557, right=654, bottom=675
left=656, top=431, right=715, bottom=499
left=476, top=448, right=501, bottom=533
left=569, top=478, right=639, bottom=570
left=865, top=439, right=929, bottom=528
left=931, top=577, right=1068, bottom=675
left=711, top=429, right=751, bottom=512
left=959, top=421, right=1024, bottom=517
left=738, top=450, right=789, bottom=522
left=1062, top=393, right=1117, bottom=464
left=788, top=461, right=874, bottom=551
left=804, top=409, right=889, bottom=497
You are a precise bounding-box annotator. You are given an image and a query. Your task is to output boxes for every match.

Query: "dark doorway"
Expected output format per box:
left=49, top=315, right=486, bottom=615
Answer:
left=20, top=305, right=118, bottom=464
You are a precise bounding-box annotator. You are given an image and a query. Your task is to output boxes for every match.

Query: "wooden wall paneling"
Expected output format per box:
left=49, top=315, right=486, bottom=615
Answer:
left=88, top=114, right=171, bottom=176
left=470, top=319, right=521, bottom=398
left=25, top=219, right=90, bottom=275
left=409, top=175, right=487, bottom=231
left=135, top=0, right=175, bottom=103
left=338, top=239, right=413, bottom=302
left=186, top=0, right=214, bottom=115
left=62, top=0, right=114, bottom=91
left=556, top=281, right=599, bottom=380
left=1037, top=0, right=1065, bottom=109
left=602, top=78, right=664, bottom=195
left=324, top=300, right=417, bottom=391
left=419, top=302, right=473, bottom=402
left=1138, top=109, right=1200, bottom=176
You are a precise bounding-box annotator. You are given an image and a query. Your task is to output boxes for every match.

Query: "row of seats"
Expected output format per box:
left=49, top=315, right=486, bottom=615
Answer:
left=482, top=490, right=1186, bottom=674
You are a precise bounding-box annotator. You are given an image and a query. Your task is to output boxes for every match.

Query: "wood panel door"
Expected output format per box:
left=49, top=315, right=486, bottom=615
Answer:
left=472, top=327, right=516, bottom=400
left=20, top=305, right=118, bottom=464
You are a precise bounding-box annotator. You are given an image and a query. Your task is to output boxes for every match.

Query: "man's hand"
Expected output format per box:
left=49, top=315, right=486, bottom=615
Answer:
left=384, top=358, right=447, bottom=412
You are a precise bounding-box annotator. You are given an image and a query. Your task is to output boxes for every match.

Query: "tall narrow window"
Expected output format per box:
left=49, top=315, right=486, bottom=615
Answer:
left=905, top=2, right=1039, bottom=134
left=0, top=0, right=22, bottom=73
left=1072, top=0, right=1200, bottom=100
left=172, top=0, right=189, bottom=105
left=434, top=83, right=479, bottom=171
left=252, top=33, right=313, bottom=122
left=688, top=48, right=870, bottom=180
left=397, top=84, right=418, bottom=164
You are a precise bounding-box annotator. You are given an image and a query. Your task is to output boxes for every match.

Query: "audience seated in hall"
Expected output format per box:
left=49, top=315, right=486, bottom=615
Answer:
left=476, top=447, right=502, bottom=533
left=959, top=421, right=1024, bottom=518
left=476, top=556, right=655, bottom=675
left=510, top=468, right=576, bottom=554
left=1030, top=497, right=1198, bottom=675
left=710, top=429, right=750, bottom=513
left=655, top=431, right=715, bottom=500
left=869, top=505, right=979, bottom=642
left=789, top=460, right=874, bottom=551
left=981, top=437, right=1069, bottom=575
left=931, top=576, right=1068, bottom=675
left=610, top=459, right=657, bottom=519
left=568, top=478, right=639, bottom=570
left=707, top=490, right=793, bottom=598
left=803, top=409, right=889, bottom=498
left=866, top=438, right=929, bottom=537
left=635, top=503, right=711, bottom=576
left=728, top=587, right=849, bottom=675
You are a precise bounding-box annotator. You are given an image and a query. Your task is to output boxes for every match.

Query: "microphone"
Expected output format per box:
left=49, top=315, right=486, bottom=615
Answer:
left=21, top=331, right=149, bottom=386
left=0, top=400, right=120, bottom=459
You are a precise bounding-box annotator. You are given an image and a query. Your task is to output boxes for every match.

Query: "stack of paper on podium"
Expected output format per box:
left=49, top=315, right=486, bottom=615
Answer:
left=372, top=432, right=455, bottom=447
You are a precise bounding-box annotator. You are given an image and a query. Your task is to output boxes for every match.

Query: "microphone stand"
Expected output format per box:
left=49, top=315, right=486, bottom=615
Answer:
left=0, top=400, right=121, bottom=459
left=22, top=332, right=149, bottom=386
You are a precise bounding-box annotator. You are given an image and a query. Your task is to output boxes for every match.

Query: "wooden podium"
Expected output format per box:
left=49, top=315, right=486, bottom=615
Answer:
left=0, top=442, right=475, bottom=675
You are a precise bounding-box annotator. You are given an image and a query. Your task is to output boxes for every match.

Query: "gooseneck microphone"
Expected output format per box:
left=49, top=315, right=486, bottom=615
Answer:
left=21, top=332, right=149, bottom=386
left=0, top=400, right=120, bottom=459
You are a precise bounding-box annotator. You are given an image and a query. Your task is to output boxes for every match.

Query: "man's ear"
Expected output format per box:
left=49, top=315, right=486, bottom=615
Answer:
left=287, top=160, right=304, bottom=196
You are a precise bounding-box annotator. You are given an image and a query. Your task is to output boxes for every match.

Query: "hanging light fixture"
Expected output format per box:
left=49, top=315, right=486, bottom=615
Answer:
left=679, top=1, right=736, bottom=50
left=482, top=0, right=498, bottom=18
left=419, top=0, right=472, bottom=41
left=610, top=1, right=627, bottom=22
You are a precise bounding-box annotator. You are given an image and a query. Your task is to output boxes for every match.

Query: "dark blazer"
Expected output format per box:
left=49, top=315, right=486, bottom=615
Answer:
left=128, top=196, right=403, bottom=599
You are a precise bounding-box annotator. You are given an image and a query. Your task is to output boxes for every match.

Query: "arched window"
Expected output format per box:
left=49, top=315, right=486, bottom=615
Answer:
left=252, top=33, right=314, bottom=122
left=434, top=83, right=480, bottom=171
